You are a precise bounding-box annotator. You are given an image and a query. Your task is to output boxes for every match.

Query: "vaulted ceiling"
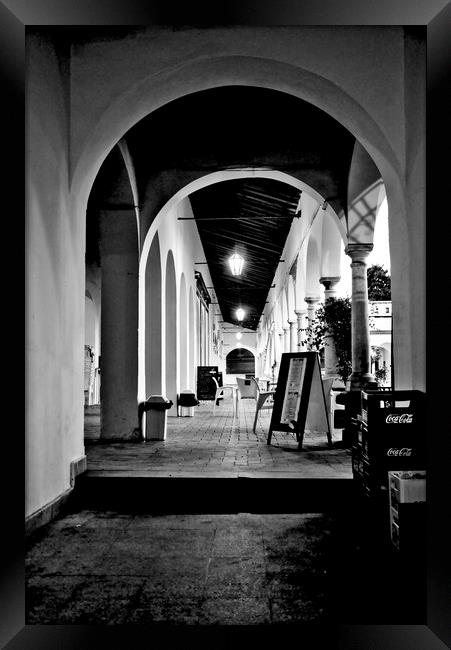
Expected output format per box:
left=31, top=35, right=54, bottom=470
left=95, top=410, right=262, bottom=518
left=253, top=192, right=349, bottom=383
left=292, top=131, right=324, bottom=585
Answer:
left=189, top=178, right=300, bottom=329
left=88, top=85, right=381, bottom=330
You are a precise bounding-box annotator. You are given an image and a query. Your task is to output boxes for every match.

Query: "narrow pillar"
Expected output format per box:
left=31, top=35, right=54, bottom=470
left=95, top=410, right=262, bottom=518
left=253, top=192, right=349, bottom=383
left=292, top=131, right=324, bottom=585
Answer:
left=288, top=320, right=297, bottom=352
left=304, top=296, right=320, bottom=349
left=294, top=309, right=308, bottom=351
left=345, top=243, right=375, bottom=389
left=283, top=326, right=290, bottom=353
left=319, top=276, right=341, bottom=378
left=100, top=210, right=139, bottom=439
left=278, top=330, right=284, bottom=366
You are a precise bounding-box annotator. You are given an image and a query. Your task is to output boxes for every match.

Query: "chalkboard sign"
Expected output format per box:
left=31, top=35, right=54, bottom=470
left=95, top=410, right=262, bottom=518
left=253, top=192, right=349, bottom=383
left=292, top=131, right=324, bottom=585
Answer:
left=267, top=352, right=332, bottom=449
left=197, top=366, right=220, bottom=400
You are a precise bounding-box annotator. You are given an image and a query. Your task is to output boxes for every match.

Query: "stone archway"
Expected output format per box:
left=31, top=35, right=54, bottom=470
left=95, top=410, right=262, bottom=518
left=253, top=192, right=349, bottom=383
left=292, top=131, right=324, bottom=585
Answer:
left=179, top=274, right=188, bottom=392
left=165, top=251, right=178, bottom=416
left=226, top=347, right=256, bottom=375
left=145, top=233, right=162, bottom=397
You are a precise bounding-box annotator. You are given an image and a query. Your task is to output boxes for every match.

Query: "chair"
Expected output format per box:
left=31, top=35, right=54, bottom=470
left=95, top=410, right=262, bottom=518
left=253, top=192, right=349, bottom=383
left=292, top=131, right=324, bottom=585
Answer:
left=236, top=376, right=259, bottom=402
left=212, top=376, right=236, bottom=413
left=252, top=383, right=276, bottom=433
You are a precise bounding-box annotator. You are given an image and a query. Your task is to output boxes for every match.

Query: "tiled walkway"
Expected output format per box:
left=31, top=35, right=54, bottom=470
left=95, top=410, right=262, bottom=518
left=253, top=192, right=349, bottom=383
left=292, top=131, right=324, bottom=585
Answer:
left=24, top=403, right=425, bottom=627
left=85, top=400, right=352, bottom=479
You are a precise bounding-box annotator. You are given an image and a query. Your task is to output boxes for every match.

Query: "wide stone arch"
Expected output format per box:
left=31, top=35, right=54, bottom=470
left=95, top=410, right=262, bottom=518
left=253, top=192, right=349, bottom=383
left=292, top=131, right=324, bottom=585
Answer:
left=71, top=54, right=401, bottom=207
left=138, top=169, right=338, bottom=399
left=72, top=50, right=419, bottom=390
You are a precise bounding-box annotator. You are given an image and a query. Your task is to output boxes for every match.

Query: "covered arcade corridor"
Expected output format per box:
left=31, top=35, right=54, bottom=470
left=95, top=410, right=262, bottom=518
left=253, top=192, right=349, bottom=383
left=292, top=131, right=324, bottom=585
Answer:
left=20, top=15, right=448, bottom=642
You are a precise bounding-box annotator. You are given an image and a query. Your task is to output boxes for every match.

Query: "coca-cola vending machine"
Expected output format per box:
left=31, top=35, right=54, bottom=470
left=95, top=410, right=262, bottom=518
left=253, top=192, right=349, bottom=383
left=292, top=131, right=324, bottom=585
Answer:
left=353, top=390, right=426, bottom=496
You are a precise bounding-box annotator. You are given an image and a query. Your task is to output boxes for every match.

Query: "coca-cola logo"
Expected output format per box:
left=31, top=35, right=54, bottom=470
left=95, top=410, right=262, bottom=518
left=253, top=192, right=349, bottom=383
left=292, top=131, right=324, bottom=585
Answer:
left=385, top=413, right=413, bottom=424
left=387, top=447, right=412, bottom=456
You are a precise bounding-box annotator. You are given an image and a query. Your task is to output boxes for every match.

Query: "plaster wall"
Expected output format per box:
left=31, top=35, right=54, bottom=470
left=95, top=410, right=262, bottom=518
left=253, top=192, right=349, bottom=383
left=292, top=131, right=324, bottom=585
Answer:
left=221, top=326, right=257, bottom=379
left=143, top=196, right=220, bottom=406
left=25, top=36, right=85, bottom=518
left=69, top=26, right=406, bottom=190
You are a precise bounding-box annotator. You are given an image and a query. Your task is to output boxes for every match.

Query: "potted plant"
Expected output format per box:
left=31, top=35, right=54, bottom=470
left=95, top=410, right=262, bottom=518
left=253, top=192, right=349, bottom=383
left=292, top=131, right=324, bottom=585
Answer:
left=306, top=296, right=352, bottom=386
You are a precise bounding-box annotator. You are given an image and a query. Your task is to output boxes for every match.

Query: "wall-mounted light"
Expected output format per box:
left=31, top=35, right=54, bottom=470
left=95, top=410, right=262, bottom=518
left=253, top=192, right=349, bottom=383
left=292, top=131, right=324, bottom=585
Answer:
left=236, top=308, right=245, bottom=321
left=228, top=253, right=245, bottom=276
left=236, top=332, right=242, bottom=340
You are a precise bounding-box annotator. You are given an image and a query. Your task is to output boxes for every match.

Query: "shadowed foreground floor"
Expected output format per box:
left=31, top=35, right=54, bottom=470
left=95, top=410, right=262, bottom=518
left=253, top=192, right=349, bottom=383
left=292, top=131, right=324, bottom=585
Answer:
left=26, top=507, right=425, bottom=625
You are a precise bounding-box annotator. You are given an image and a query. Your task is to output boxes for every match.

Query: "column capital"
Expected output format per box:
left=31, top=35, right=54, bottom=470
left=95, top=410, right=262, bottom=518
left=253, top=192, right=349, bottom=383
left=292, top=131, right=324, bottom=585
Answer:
left=345, top=243, right=373, bottom=262
left=304, top=295, right=321, bottom=305
left=319, top=276, right=341, bottom=290
left=294, top=308, right=307, bottom=317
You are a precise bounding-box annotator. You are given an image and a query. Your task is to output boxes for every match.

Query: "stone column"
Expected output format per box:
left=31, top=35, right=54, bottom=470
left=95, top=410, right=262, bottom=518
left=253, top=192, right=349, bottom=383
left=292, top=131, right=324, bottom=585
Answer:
left=319, top=276, right=341, bottom=378
left=345, top=243, right=375, bottom=390
left=283, top=326, right=290, bottom=353
left=304, top=296, right=320, bottom=349
left=288, top=320, right=297, bottom=352
left=100, top=209, right=139, bottom=439
left=295, top=309, right=308, bottom=351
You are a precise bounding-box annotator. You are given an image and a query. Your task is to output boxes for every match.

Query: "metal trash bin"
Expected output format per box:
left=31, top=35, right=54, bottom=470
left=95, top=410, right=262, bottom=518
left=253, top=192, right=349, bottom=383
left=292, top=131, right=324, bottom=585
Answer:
left=177, top=390, right=199, bottom=417
left=139, top=395, right=173, bottom=440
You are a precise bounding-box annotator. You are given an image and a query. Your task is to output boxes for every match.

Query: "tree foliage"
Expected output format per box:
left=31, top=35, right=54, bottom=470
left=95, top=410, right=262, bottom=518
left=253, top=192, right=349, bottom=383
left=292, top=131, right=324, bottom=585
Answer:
left=306, top=297, right=352, bottom=384
left=367, top=264, right=391, bottom=300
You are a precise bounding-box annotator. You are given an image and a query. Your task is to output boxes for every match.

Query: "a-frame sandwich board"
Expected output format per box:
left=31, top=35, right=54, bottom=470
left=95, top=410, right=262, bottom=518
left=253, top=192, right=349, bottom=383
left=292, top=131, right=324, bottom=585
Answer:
left=266, top=352, right=332, bottom=450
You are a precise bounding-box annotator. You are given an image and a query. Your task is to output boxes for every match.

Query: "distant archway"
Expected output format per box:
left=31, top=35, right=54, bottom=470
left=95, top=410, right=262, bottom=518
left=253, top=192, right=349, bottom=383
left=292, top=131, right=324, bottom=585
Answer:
left=226, top=348, right=256, bottom=375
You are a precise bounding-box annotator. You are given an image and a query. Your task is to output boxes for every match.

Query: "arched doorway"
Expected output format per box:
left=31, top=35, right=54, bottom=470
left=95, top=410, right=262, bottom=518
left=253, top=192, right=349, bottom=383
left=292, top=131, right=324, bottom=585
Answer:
left=165, top=251, right=177, bottom=416
left=226, top=348, right=256, bottom=376
left=145, top=234, right=162, bottom=397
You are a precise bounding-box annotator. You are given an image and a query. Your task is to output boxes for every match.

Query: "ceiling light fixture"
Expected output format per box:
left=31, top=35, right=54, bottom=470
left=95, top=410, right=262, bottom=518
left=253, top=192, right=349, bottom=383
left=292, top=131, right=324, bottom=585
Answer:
left=236, top=308, right=245, bottom=321
left=228, top=253, right=245, bottom=276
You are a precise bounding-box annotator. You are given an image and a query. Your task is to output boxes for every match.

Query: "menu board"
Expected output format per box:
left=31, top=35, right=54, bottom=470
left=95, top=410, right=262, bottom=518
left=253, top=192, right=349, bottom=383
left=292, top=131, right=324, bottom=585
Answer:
left=267, top=352, right=331, bottom=449
left=196, top=366, right=220, bottom=400
left=280, top=357, right=307, bottom=425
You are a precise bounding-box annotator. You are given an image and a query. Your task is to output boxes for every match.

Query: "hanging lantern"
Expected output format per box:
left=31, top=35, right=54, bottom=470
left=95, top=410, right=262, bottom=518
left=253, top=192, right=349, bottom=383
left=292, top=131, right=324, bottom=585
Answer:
left=236, top=308, right=245, bottom=321
left=228, top=253, right=245, bottom=276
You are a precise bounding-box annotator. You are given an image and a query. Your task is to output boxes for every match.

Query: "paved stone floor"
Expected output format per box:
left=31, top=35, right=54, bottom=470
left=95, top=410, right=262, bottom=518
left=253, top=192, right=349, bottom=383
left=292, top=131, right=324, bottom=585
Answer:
left=26, top=511, right=335, bottom=625
left=84, top=400, right=352, bottom=479
left=25, top=506, right=425, bottom=626
left=24, top=402, right=424, bottom=627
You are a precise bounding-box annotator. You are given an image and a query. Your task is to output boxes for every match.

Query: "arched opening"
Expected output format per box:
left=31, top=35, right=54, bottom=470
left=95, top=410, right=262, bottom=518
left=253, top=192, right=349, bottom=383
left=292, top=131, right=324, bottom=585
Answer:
left=188, top=286, right=195, bottom=391
left=226, top=348, right=256, bottom=376
left=165, top=251, right=178, bottom=416
left=179, top=274, right=188, bottom=391
left=145, top=234, right=162, bottom=396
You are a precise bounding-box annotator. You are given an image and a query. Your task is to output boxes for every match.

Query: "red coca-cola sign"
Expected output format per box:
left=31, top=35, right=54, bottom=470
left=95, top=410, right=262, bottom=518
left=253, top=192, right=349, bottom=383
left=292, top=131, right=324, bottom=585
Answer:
left=385, top=413, right=413, bottom=424
left=387, top=447, right=413, bottom=456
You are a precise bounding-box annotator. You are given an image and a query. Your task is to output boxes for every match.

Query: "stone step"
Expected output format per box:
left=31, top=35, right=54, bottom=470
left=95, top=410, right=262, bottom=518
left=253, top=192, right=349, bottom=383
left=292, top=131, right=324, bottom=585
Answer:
left=70, top=474, right=354, bottom=515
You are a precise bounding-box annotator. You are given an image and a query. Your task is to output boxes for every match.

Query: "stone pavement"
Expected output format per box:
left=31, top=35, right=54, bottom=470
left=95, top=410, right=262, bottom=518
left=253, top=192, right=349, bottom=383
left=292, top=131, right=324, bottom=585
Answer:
left=26, top=511, right=335, bottom=625
left=84, top=400, right=352, bottom=479
left=24, top=402, right=425, bottom=627
left=25, top=507, right=425, bottom=626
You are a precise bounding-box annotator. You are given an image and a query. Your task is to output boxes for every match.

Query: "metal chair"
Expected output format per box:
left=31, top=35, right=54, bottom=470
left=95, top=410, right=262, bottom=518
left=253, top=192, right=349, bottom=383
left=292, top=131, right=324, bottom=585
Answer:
left=236, top=376, right=259, bottom=400
left=252, top=380, right=276, bottom=433
left=212, top=376, right=236, bottom=413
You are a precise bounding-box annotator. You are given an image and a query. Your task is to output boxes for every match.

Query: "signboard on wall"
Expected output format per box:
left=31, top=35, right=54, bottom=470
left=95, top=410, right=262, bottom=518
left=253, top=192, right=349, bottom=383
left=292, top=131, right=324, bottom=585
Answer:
left=196, top=366, right=221, bottom=400
left=267, top=352, right=332, bottom=449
